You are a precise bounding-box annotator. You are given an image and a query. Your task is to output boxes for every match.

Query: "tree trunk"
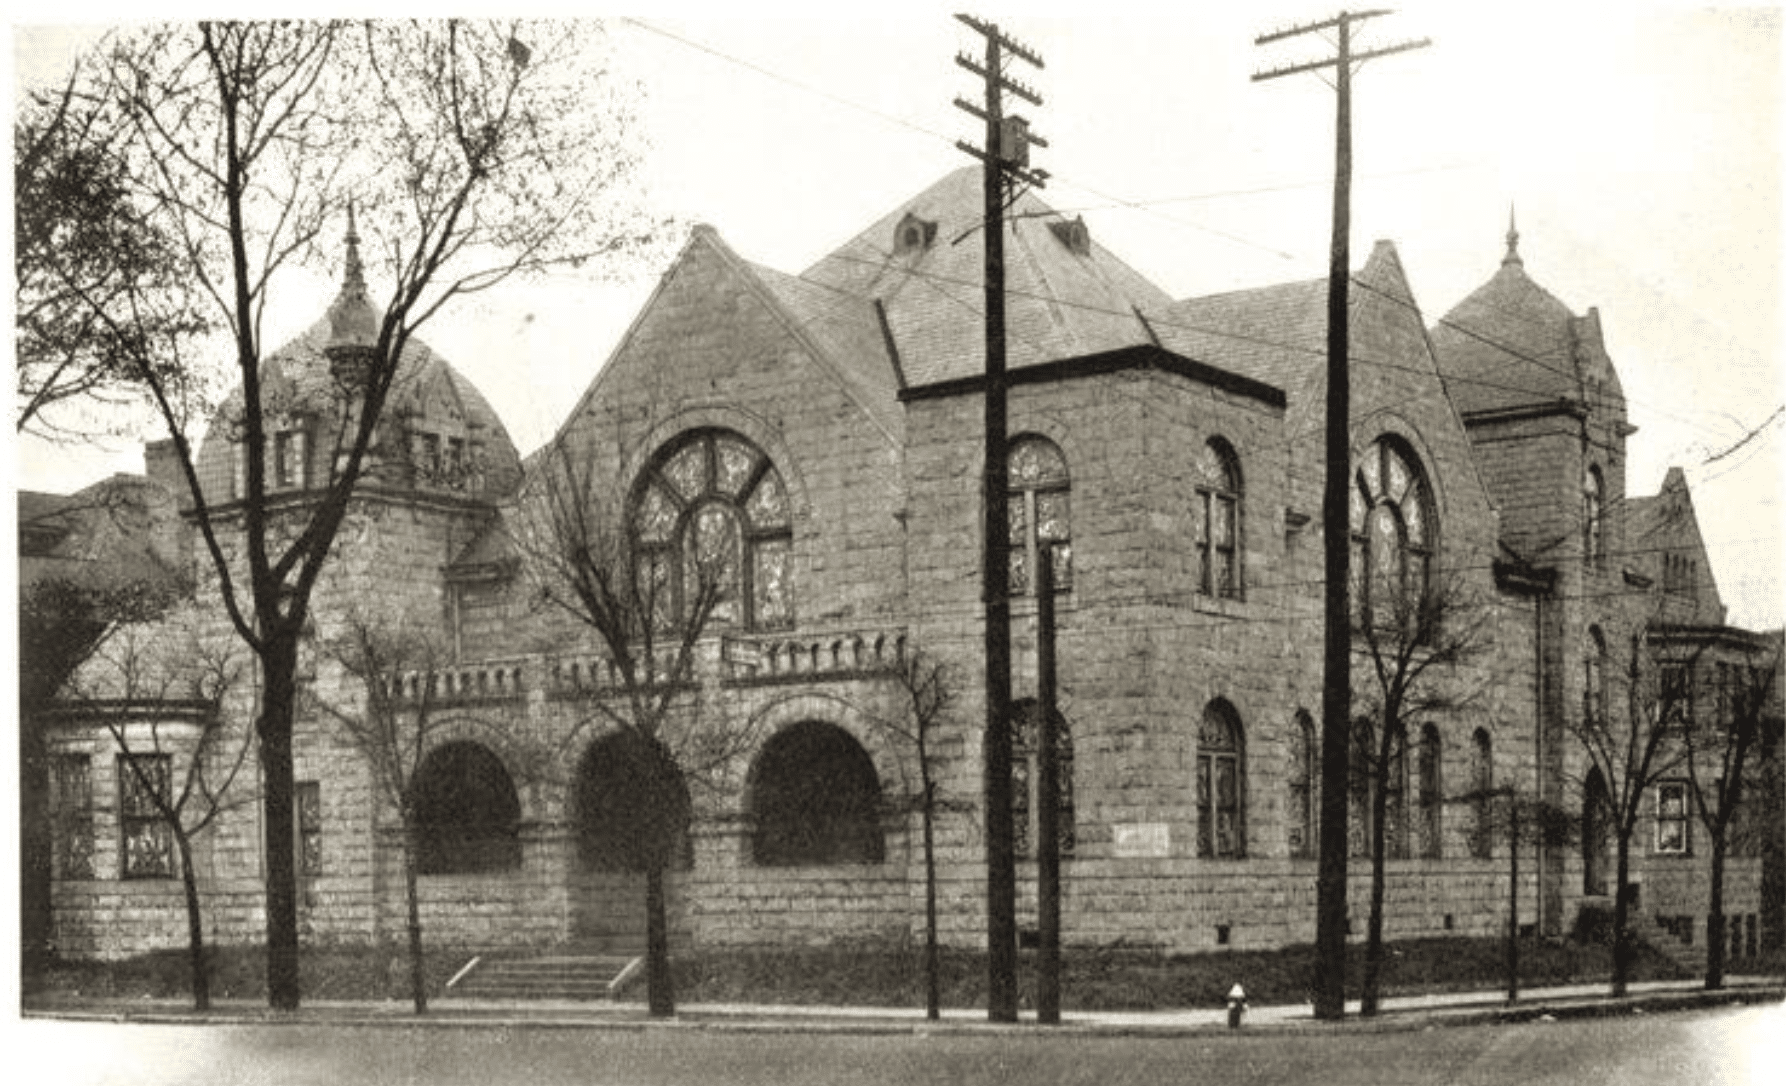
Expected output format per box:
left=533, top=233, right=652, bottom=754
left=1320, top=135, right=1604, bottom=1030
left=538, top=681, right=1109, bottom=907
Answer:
left=257, top=636, right=302, bottom=1010
left=175, top=830, right=210, bottom=1012
left=644, top=857, right=674, bottom=1017
left=1506, top=799, right=1520, bottom=1003
left=1361, top=763, right=1391, bottom=1016
left=404, top=822, right=428, bottom=1013
left=1705, top=834, right=1728, bottom=990
left=1611, top=834, right=1633, bottom=997
left=922, top=777, right=940, bottom=1022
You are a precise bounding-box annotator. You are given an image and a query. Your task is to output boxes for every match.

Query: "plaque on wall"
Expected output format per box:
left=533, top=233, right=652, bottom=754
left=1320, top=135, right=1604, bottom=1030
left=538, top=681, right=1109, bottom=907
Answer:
left=1112, top=822, right=1170, bottom=858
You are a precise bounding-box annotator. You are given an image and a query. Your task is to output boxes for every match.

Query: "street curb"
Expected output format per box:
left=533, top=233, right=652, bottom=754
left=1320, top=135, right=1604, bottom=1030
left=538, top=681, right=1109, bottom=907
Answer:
left=21, top=985, right=1782, bottom=1038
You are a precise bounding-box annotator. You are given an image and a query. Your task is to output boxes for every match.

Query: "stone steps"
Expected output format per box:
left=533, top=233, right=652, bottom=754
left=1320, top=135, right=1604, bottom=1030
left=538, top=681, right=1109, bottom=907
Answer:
left=1629, top=913, right=1707, bottom=974
left=445, top=950, right=645, bottom=1001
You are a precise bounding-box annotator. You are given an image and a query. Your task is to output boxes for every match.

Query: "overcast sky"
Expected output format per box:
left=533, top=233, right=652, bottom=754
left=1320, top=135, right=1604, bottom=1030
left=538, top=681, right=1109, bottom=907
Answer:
left=11, top=3, right=1784, bottom=629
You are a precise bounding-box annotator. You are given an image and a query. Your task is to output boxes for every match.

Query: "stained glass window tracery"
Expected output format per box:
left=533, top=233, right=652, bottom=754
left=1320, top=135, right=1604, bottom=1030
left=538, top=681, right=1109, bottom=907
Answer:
left=632, top=429, right=794, bottom=631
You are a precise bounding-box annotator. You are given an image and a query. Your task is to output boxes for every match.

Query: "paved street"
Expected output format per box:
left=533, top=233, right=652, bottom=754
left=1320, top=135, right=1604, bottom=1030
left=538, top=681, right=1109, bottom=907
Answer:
left=12, top=1002, right=1780, bottom=1086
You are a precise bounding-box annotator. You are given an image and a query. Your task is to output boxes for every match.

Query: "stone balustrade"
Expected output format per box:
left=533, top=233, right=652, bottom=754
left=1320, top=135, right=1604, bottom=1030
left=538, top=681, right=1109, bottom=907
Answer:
left=381, top=627, right=909, bottom=704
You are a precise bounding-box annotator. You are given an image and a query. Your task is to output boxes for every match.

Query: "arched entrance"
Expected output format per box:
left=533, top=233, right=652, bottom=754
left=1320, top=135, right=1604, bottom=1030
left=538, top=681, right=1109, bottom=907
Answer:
left=747, top=720, right=884, bottom=866
left=571, top=730, right=690, bottom=948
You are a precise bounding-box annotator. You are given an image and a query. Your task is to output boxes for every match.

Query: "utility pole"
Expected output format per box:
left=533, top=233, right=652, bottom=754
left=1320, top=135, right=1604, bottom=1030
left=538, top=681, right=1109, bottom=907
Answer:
left=1253, top=9, right=1428, bottom=1022
left=955, top=13, right=1047, bottom=1026
left=1036, top=546, right=1061, bottom=1025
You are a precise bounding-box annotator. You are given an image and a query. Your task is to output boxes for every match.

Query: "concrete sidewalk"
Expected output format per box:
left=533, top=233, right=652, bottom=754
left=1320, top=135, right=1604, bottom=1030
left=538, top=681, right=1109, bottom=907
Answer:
left=22, top=975, right=1782, bottom=1036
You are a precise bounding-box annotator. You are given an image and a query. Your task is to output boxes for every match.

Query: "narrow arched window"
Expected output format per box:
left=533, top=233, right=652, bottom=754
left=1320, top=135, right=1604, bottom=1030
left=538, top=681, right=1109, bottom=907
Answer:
left=633, top=429, right=793, bottom=631
left=1288, top=710, right=1317, bottom=859
left=1349, top=719, right=1376, bottom=859
left=1470, top=728, right=1494, bottom=860
left=1583, top=768, right=1612, bottom=896
left=412, top=742, right=522, bottom=875
left=1585, top=626, right=1607, bottom=730
left=1417, top=724, right=1442, bottom=859
left=1194, top=439, right=1243, bottom=599
left=1584, top=466, right=1605, bottom=569
left=1010, top=699, right=1076, bottom=859
left=1197, top=700, right=1246, bottom=859
left=750, top=721, right=883, bottom=866
left=1007, top=435, right=1071, bottom=596
left=1350, top=438, right=1435, bottom=639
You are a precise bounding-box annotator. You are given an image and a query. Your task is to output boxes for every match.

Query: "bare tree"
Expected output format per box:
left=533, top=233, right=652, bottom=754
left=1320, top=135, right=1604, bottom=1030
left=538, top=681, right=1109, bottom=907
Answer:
left=1567, top=617, right=1698, bottom=997
left=1680, top=635, right=1783, bottom=989
left=508, top=439, right=734, bottom=1017
left=26, top=19, right=665, bottom=1009
left=1450, top=782, right=1575, bottom=1003
left=1350, top=571, right=1487, bottom=1016
left=67, top=608, right=257, bottom=1010
left=866, top=646, right=961, bottom=1021
left=310, top=608, right=450, bottom=1013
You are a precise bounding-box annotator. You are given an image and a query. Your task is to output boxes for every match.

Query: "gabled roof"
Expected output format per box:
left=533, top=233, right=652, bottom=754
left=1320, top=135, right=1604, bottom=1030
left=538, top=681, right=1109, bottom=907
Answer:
left=801, top=167, right=1173, bottom=387
left=1155, top=241, right=1444, bottom=444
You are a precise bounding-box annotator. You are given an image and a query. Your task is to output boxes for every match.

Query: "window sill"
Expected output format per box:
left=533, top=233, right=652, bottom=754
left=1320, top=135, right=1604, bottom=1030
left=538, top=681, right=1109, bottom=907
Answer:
left=1191, top=593, right=1246, bottom=619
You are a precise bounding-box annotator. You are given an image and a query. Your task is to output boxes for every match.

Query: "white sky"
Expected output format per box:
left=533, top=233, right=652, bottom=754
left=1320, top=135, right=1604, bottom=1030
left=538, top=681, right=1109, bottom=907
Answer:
left=9, top=3, right=1784, bottom=629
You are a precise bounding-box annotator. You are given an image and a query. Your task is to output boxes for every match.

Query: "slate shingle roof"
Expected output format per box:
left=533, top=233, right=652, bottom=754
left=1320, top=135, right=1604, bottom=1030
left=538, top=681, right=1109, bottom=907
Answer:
left=1429, top=236, right=1588, bottom=417
left=801, top=167, right=1171, bottom=387
left=191, top=251, right=524, bottom=507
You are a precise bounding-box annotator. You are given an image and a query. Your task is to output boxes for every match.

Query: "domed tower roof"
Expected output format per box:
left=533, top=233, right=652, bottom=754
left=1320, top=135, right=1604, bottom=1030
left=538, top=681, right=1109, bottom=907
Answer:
left=1430, top=211, right=1601, bottom=418
left=189, top=222, right=522, bottom=507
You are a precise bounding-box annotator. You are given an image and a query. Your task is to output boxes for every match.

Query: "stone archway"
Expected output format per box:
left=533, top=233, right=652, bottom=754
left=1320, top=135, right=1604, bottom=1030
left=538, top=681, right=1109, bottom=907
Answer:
left=570, top=730, right=690, bottom=949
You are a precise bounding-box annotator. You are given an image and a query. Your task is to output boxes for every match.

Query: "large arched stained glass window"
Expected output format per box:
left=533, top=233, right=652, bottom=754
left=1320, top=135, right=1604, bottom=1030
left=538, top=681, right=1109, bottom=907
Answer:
left=1008, top=435, right=1071, bottom=596
left=1350, top=437, right=1435, bottom=638
left=632, top=429, right=793, bottom=631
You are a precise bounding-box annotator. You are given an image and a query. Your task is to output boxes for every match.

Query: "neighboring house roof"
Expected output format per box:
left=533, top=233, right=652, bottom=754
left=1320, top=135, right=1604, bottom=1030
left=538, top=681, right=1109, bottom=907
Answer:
left=18, top=475, right=188, bottom=601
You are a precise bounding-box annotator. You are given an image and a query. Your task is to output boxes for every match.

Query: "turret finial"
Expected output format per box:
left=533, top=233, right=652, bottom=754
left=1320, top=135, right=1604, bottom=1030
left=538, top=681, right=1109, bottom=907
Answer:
left=1502, top=204, right=1522, bottom=267
left=343, top=200, right=367, bottom=296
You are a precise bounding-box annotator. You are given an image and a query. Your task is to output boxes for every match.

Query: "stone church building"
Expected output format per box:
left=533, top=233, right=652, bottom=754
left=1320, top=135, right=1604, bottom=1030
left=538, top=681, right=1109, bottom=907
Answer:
left=35, top=168, right=1775, bottom=964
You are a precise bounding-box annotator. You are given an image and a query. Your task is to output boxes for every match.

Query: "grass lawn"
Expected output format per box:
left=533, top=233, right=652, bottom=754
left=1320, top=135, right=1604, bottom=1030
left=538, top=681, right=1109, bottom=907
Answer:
left=29, top=934, right=1780, bottom=1010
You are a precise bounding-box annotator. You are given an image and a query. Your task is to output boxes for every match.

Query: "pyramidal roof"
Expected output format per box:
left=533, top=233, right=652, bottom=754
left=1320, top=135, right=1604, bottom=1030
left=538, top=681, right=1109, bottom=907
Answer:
left=800, top=167, right=1172, bottom=386
left=1430, top=214, right=1593, bottom=417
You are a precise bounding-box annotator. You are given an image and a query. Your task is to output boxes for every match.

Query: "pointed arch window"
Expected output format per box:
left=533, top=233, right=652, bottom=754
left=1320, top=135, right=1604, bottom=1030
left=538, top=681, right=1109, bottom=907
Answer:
left=1197, top=700, right=1246, bottom=859
left=1350, top=438, right=1435, bottom=639
left=1008, top=435, right=1071, bottom=596
left=1195, top=439, right=1243, bottom=599
left=632, top=429, right=793, bottom=631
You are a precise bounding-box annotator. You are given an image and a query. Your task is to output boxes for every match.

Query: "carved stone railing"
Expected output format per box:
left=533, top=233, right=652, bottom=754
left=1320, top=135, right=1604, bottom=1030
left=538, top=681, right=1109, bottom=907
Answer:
left=720, top=628, right=907, bottom=686
left=383, top=658, right=529, bottom=705
left=382, top=626, right=910, bottom=705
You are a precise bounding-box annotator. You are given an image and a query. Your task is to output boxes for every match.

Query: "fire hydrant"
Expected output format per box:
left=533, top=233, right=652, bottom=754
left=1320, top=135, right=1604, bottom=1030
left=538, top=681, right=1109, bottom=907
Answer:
left=1226, top=983, right=1247, bottom=1029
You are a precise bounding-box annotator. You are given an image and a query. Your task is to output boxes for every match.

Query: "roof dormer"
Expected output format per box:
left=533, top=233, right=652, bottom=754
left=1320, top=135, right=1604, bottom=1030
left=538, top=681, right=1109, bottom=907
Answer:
left=893, top=212, right=937, bottom=256
left=1049, top=215, right=1090, bottom=257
